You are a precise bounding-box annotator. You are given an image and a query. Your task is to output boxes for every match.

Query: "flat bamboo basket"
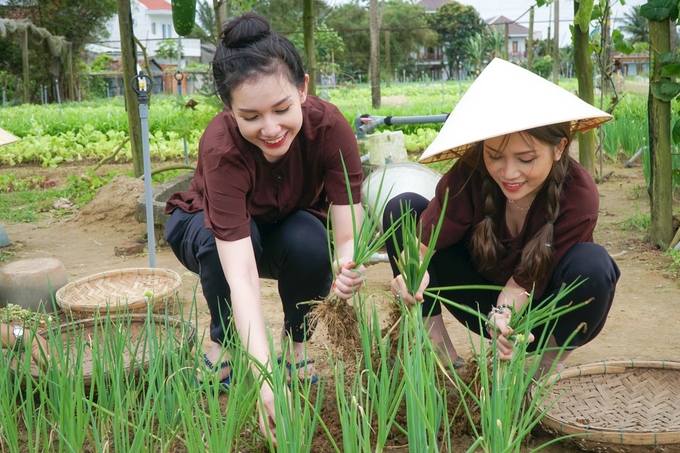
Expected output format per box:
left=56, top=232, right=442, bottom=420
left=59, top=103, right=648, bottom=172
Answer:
left=531, top=360, right=680, bottom=452
left=55, top=268, right=182, bottom=317
left=12, top=314, right=196, bottom=386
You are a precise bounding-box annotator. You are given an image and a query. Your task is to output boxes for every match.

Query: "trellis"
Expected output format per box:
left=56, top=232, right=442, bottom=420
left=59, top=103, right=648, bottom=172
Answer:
left=0, top=18, right=73, bottom=103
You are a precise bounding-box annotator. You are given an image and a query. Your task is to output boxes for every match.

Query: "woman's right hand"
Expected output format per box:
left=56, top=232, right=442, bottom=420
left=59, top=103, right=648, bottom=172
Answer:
left=26, top=331, right=52, bottom=369
left=258, top=381, right=279, bottom=447
left=390, top=271, right=430, bottom=305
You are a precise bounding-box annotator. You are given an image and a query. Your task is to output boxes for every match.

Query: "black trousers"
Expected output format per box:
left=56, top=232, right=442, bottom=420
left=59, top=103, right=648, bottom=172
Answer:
left=165, top=209, right=332, bottom=344
left=383, top=192, right=620, bottom=351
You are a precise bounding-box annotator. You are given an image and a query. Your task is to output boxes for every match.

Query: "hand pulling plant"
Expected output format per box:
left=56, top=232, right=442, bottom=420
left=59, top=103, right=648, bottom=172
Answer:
left=309, top=153, right=404, bottom=358
left=428, top=282, right=590, bottom=452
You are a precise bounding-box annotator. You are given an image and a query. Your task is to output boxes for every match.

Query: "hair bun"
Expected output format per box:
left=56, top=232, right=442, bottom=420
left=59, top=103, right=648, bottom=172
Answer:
left=221, top=12, right=271, bottom=48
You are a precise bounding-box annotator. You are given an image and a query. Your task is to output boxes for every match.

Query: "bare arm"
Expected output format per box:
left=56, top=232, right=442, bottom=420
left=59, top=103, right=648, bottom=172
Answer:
left=214, top=237, right=278, bottom=443
left=215, top=237, right=271, bottom=373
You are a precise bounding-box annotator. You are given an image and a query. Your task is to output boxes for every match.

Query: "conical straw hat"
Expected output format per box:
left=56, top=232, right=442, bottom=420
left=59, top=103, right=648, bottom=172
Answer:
left=419, top=58, right=613, bottom=164
left=0, top=127, right=19, bottom=147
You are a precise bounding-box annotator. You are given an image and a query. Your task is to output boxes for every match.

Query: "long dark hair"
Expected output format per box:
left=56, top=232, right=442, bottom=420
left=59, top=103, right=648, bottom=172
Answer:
left=467, top=122, right=572, bottom=285
left=212, top=13, right=306, bottom=107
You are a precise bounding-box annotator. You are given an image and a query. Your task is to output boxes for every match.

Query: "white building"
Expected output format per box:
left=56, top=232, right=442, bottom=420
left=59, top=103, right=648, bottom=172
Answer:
left=487, top=15, right=542, bottom=61
left=102, top=0, right=201, bottom=63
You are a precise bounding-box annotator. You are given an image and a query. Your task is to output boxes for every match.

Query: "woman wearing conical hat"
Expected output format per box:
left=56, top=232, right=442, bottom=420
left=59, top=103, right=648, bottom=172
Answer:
left=384, top=59, right=620, bottom=375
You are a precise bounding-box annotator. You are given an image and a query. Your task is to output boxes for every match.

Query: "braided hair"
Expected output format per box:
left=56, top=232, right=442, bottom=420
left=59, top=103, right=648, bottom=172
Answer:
left=212, top=13, right=306, bottom=107
left=468, top=122, right=572, bottom=284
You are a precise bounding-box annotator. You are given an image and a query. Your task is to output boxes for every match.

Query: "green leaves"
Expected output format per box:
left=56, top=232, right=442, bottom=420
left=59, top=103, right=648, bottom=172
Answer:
left=650, top=81, right=680, bottom=102
left=640, top=0, right=679, bottom=21
left=612, top=29, right=635, bottom=55
left=574, top=0, right=595, bottom=33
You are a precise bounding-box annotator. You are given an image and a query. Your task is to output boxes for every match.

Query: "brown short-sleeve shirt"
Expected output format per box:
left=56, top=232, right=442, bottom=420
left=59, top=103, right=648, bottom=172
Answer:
left=165, top=96, right=362, bottom=242
left=420, top=157, right=598, bottom=298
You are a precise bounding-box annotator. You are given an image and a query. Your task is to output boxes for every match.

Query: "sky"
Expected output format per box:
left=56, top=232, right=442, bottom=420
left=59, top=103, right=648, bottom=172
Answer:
left=459, top=0, right=646, bottom=45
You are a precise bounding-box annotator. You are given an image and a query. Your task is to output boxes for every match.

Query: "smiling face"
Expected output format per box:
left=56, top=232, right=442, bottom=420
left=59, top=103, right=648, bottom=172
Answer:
left=483, top=132, right=566, bottom=206
left=229, top=71, right=309, bottom=163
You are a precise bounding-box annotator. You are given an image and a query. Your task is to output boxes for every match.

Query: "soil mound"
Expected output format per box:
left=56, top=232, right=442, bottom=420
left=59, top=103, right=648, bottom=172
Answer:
left=69, top=175, right=145, bottom=232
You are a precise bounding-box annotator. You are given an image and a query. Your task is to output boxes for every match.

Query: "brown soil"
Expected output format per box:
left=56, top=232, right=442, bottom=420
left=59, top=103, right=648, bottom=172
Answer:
left=1, top=153, right=679, bottom=452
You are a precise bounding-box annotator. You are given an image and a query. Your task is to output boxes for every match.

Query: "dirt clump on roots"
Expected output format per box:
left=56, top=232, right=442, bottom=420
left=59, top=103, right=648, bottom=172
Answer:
left=308, top=296, right=362, bottom=359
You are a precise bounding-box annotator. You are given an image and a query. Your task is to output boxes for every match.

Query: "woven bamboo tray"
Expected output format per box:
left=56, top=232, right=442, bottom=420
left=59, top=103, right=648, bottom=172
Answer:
left=55, top=268, right=181, bottom=317
left=12, top=314, right=195, bottom=385
left=531, top=360, right=680, bottom=452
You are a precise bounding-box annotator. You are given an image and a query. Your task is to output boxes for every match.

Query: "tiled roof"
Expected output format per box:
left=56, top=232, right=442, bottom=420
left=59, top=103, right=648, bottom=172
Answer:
left=487, top=15, right=530, bottom=36
left=137, top=0, right=171, bottom=11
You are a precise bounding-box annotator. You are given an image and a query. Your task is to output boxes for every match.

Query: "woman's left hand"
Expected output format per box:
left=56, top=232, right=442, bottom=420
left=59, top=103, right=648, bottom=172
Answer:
left=332, top=258, right=365, bottom=300
left=487, top=310, right=534, bottom=361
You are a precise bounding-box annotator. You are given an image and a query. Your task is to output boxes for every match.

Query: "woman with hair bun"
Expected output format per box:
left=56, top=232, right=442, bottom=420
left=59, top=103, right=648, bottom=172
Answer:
left=165, top=13, right=364, bottom=443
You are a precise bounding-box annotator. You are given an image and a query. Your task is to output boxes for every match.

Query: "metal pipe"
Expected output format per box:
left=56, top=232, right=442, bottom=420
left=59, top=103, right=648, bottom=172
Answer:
left=355, top=113, right=449, bottom=138
left=132, top=71, right=156, bottom=267
left=624, top=147, right=646, bottom=168
left=366, top=252, right=389, bottom=266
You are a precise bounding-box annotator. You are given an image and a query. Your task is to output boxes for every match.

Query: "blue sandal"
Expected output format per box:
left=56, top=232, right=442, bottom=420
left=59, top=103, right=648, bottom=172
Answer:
left=198, top=354, right=232, bottom=392
left=277, top=356, right=319, bottom=384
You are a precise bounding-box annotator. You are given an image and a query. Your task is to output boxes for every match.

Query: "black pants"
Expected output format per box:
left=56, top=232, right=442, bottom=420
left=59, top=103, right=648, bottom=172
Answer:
left=165, top=209, right=332, bottom=344
left=383, top=192, right=620, bottom=351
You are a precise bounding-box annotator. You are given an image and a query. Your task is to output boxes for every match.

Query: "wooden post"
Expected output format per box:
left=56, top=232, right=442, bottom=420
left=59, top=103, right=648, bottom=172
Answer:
left=22, top=28, right=29, bottom=103
left=117, top=0, right=144, bottom=177
left=552, top=0, right=559, bottom=84
left=648, top=15, right=674, bottom=246
left=68, top=42, right=76, bottom=101
left=385, top=30, right=391, bottom=88
left=369, top=0, right=381, bottom=109
left=504, top=22, right=509, bottom=60
left=573, top=0, right=595, bottom=174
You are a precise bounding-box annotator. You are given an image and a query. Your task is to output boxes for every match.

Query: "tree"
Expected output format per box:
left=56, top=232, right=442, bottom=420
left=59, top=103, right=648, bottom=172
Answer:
left=642, top=1, right=675, bottom=246
left=572, top=0, right=596, bottom=175
left=427, top=1, right=485, bottom=73
left=0, top=0, right=117, bottom=102
left=621, top=4, right=649, bottom=44
left=195, top=0, right=218, bottom=45
left=485, top=27, right=504, bottom=60
left=303, top=0, right=317, bottom=95
left=463, top=33, right=486, bottom=71
left=326, top=2, right=369, bottom=81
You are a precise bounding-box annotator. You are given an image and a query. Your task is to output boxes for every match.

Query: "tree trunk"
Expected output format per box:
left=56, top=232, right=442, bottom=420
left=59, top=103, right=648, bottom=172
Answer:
left=648, top=16, right=674, bottom=246
left=573, top=1, right=595, bottom=175
left=369, top=0, right=380, bottom=109
left=213, top=0, right=225, bottom=33
left=117, top=0, right=143, bottom=177
left=303, top=0, right=316, bottom=96
left=527, top=7, right=534, bottom=69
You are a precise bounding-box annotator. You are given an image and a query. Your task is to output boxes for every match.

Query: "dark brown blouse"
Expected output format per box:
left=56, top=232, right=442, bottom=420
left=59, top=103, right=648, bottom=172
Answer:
left=419, top=157, right=599, bottom=298
left=166, top=96, right=362, bottom=242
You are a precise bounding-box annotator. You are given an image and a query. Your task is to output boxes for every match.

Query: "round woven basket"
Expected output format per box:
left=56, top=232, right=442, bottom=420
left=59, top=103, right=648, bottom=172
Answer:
left=12, top=314, right=195, bottom=386
left=55, top=268, right=182, bottom=317
left=531, top=360, right=680, bottom=452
